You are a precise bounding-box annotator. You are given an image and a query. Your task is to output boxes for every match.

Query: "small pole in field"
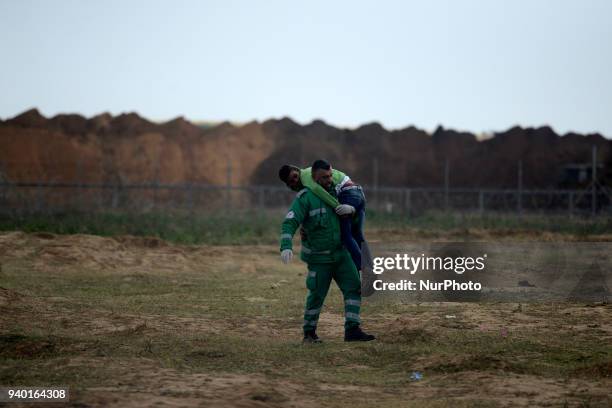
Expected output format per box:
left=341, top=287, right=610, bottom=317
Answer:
left=373, top=157, right=379, bottom=210
left=592, top=145, right=597, bottom=216
left=404, top=188, right=411, bottom=217
left=187, top=182, right=194, bottom=215
left=444, top=158, right=449, bottom=211
left=518, top=160, right=523, bottom=214
left=226, top=157, right=232, bottom=211
left=259, top=186, right=265, bottom=210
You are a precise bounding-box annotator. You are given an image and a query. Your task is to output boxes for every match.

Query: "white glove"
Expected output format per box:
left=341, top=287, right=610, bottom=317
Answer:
left=335, top=204, right=356, bottom=216
left=280, top=249, right=293, bottom=264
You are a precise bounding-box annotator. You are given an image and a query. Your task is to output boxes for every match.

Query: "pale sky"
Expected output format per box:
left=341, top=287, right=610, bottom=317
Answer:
left=1, top=0, right=611, bottom=136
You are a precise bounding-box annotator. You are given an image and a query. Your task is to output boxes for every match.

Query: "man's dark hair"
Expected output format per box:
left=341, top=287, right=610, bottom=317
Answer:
left=278, top=164, right=299, bottom=182
left=312, top=159, right=331, bottom=172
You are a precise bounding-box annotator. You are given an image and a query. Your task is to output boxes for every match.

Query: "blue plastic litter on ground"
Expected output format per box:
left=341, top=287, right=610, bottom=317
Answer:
left=410, top=371, right=423, bottom=381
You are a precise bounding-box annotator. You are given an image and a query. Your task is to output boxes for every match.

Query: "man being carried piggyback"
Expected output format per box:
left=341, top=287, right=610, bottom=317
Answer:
left=278, top=161, right=367, bottom=273
left=278, top=159, right=374, bottom=343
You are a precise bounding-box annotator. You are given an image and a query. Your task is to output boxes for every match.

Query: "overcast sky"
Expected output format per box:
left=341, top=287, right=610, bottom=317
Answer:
left=1, top=0, right=611, bottom=136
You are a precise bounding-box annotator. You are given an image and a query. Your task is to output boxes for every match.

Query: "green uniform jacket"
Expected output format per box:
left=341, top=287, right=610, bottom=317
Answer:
left=280, top=188, right=344, bottom=264
left=299, top=167, right=348, bottom=209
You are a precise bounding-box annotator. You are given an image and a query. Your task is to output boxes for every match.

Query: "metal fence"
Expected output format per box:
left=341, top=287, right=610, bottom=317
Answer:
left=0, top=181, right=610, bottom=216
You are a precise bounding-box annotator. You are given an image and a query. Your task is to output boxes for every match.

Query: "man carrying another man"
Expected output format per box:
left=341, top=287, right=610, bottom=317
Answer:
left=278, top=162, right=367, bottom=272
left=278, top=159, right=374, bottom=343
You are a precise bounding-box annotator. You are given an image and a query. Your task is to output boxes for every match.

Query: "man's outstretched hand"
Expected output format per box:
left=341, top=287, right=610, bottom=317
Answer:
left=335, top=204, right=355, bottom=216
left=281, top=249, right=293, bottom=264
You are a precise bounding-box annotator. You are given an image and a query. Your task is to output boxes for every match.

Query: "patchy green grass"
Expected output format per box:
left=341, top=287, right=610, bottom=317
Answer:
left=0, top=209, right=611, bottom=246
left=368, top=210, right=612, bottom=237
left=1, top=233, right=611, bottom=406
left=0, top=211, right=280, bottom=245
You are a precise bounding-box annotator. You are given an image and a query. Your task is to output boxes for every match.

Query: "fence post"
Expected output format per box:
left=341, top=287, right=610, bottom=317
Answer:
left=592, top=145, right=597, bottom=216
left=98, top=184, right=104, bottom=212
left=112, top=184, right=120, bottom=209
left=568, top=191, right=574, bottom=217
left=226, top=158, right=232, bottom=211
left=258, top=186, right=265, bottom=210
left=517, top=160, right=523, bottom=214
left=0, top=160, right=6, bottom=214
left=187, top=182, right=194, bottom=214
left=153, top=156, right=160, bottom=213
left=373, top=157, right=379, bottom=211
left=153, top=180, right=158, bottom=212
left=444, top=159, right=449, bottom=211
left=36, top=180, right=44, bottom=214
left=74, top=157, right=79, bottom=212
left=404, top=188, right=411, bottom=216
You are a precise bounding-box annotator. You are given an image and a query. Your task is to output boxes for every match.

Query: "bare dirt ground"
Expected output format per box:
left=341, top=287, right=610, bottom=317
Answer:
left=1, top=231, right=611, bottom=407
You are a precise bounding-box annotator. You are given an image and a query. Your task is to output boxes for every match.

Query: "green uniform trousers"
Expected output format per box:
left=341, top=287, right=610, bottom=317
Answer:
left=303, top=249, right=362, bottom=332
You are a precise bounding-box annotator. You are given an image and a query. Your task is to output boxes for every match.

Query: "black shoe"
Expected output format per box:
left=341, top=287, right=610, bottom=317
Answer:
left=344, top=326, right=376, bottom=342
left=303, top=330, right=322, bottom=344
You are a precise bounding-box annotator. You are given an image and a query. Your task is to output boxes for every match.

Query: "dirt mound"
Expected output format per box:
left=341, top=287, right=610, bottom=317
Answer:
left=0, top=231, right=199, bottom=275
left=114, top=235, right=168, bottom=248
left=79, top=360, right=311, bottom=408
left=0, top=334, right=57, bottom=358
left=0, top=286, right=23, bottom=307
left=109, top=112, right=156, bottom=135
left=252, top=120, right=612, bottom=188
left=2, top=109, right=611, bottom=190
left=574, top=361, right=612, bottom=378
left=5, top=108, right=48, bottom=128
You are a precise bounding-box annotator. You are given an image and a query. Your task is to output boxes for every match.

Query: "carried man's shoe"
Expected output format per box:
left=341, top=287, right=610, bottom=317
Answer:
left=303, top=330, right=323, bottom=344
left=344, top=326, right=376, bottom=342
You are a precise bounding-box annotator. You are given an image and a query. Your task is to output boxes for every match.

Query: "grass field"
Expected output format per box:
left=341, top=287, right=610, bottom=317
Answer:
left=1, top=210, right=612, bottom=245
left=0, top=214, right=611, bottom=407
